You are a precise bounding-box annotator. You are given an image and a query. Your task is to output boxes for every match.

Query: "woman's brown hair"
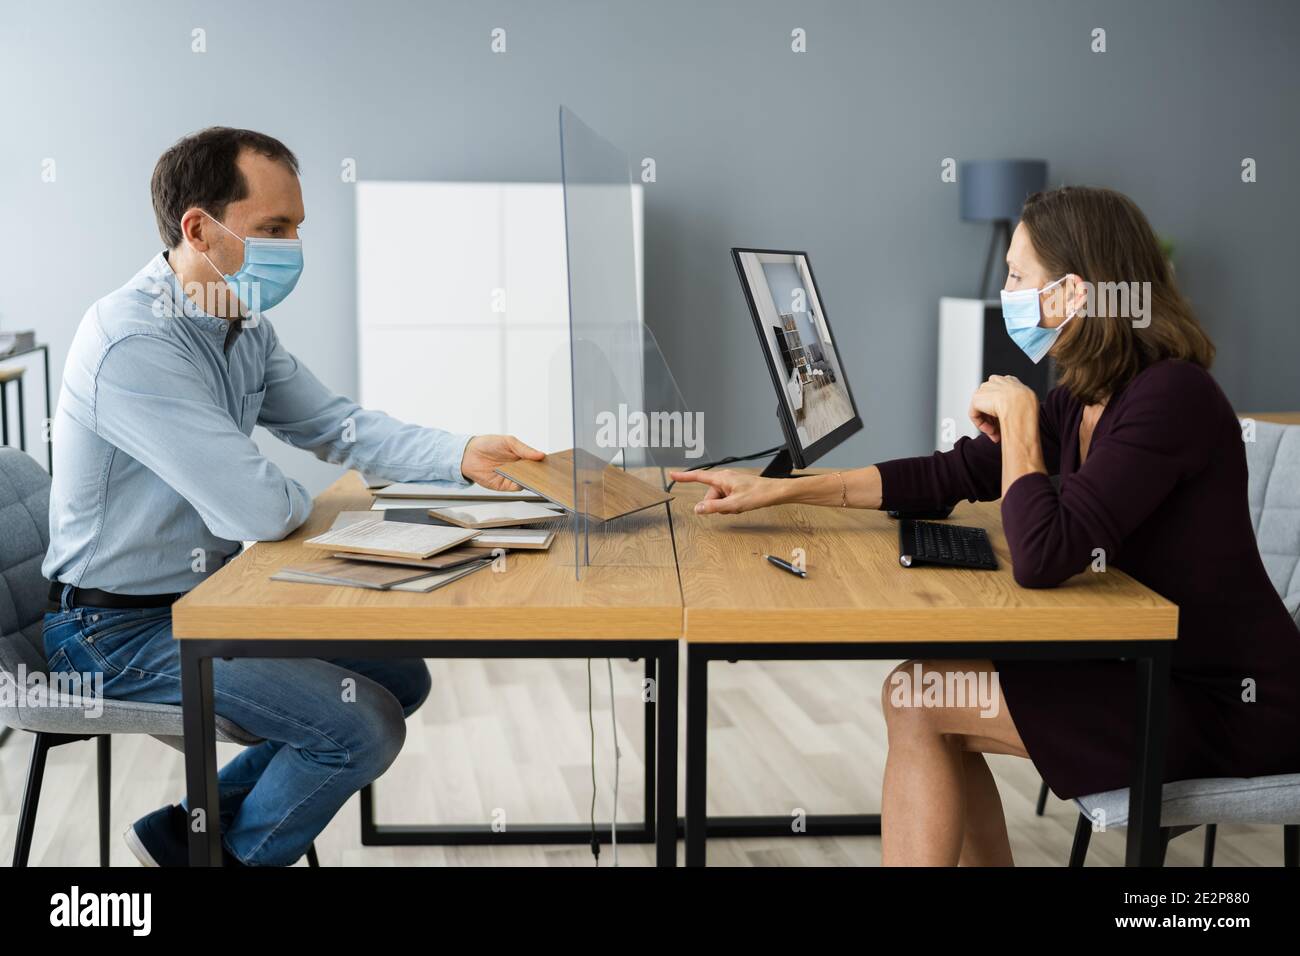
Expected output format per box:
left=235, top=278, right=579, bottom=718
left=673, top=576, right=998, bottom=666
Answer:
left=1019, top=186, right=1215, bottom=405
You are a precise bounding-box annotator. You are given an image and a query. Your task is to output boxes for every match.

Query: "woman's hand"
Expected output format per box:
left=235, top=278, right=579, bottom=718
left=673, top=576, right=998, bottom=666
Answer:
left=667, top=468, right=785, bottom=515
left=969, top=375, right=1037, bottom=443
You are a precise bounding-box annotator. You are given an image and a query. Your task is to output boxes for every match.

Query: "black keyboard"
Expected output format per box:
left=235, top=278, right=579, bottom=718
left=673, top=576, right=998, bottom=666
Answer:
left=898, top=519, right=998, bottom=571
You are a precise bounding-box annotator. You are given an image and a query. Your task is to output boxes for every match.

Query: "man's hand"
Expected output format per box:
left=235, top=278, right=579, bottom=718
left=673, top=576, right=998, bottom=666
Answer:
left=460, top=435, right=545, bottom=491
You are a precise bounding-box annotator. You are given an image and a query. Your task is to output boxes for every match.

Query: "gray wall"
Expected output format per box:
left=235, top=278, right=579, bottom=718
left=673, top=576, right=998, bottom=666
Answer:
left=2, top=0, right=1297, bottom=493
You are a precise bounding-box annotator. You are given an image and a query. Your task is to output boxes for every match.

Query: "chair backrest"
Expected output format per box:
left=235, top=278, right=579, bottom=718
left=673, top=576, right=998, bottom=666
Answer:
left=1243, top=419, right=1300, bottom=628
left=0, top=448, right=52, bottom=677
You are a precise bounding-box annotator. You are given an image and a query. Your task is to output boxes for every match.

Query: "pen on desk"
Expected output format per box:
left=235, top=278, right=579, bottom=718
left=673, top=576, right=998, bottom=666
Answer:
left=765, top=554, right=807, bottom=578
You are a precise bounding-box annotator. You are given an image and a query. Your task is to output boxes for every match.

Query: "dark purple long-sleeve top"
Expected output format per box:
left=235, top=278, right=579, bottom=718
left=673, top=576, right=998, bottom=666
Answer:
left=874, top=358, right=1300, bottom=798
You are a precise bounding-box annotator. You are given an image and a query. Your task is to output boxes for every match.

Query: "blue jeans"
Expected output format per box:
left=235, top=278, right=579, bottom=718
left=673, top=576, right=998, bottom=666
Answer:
left=43, top=585, right=431, bottom=866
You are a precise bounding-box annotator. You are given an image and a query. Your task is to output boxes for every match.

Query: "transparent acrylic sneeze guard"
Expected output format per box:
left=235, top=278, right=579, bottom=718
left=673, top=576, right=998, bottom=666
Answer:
left=559, top=106, right=709, bottom=578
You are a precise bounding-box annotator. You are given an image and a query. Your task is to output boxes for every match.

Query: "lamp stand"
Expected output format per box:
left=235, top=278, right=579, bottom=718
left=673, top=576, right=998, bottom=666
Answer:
left=979, top=219, right=1012, bottom=301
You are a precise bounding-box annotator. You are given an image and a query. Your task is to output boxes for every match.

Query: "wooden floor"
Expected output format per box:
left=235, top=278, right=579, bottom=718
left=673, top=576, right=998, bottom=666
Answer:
left=0, top=655, right=1287, bottom=866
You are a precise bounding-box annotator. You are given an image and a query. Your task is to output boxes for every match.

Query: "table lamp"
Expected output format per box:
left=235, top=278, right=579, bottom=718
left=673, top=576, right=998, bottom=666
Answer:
left=960, top=159, right=1048, bottom=300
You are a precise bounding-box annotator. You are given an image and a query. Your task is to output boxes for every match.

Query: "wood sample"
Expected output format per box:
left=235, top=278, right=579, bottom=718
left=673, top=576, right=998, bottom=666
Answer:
left=494, top=448, right=673, bottom=521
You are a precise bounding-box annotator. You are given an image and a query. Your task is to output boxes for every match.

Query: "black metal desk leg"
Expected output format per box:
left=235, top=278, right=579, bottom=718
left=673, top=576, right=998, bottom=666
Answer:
left=643, top=656, right=657, bottom=843
left=1126, top=647, right=1171, bottom=866
left=654, top=641, right=679, bottom=866
left=684, top=644, right=709, bottom=866
left=180, top=641, right=223, bottom=866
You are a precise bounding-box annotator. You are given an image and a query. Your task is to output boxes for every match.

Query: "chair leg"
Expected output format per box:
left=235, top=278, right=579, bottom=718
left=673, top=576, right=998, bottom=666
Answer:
left=13, top=732, right=53, bottom=867
left=97, top=735, right=111, bottom=867
left=306, top=842, right=320, bottom=867
left=16, top=373, right=26, bottom=451
left=1068, top=814, right=1092, bottom=867
left=1035, top=781, right=1049, bottom=816
left=1285, top=825, right=1299, bottom=868
left=1202, top=823, right=1216, bottom=867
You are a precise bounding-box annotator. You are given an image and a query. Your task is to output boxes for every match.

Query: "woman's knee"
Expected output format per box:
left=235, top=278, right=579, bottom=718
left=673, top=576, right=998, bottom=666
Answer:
left=880, top=660, right=944, bottom=736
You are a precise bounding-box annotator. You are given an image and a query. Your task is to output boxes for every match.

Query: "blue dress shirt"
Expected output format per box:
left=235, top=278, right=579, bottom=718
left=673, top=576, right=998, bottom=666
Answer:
left=42, top=253, right=471, bottom=594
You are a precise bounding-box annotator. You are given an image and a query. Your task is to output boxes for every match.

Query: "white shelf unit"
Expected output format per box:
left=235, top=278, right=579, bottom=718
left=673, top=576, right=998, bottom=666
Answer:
left=356, top=182, right=644, bottom=452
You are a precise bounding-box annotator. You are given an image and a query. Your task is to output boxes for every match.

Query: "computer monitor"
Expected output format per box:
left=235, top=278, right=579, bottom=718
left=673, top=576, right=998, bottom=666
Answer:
left=732, top=248, right=862, bottom=477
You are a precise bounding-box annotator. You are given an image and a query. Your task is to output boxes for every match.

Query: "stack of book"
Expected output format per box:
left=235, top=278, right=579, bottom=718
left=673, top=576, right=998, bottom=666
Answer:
left=0, top=331, right=36, bottom=357
left=270, top=483, right=565, bottom=592
left=367, top=479, right=548, bottom=512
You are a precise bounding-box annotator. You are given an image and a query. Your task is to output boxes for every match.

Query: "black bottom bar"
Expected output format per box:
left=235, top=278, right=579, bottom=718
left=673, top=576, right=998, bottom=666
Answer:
left=360, top=822, right=655, bottom=847
left=691, top=813, right=881, bottom=839
left=355, top=813, right=882, bottom=847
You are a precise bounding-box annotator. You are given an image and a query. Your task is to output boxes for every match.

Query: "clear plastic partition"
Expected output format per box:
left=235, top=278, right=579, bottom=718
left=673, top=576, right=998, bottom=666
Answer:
left=559, top=106, right=709, bottom=575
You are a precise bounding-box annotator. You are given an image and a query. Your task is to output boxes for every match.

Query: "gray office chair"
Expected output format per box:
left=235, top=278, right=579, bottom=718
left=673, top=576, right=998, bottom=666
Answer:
left=0, top=447, right=318, bottom=867
left=1068, top=775, right=1300, bottom=866
left=1054, top=418, right=1300, bottom=865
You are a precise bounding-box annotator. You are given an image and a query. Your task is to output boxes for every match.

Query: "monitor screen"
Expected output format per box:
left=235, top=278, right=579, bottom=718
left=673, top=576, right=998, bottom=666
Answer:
left=732, top=249, right=861, bottom=466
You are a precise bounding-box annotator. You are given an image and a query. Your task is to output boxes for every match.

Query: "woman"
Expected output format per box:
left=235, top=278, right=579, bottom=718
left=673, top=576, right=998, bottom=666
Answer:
left=670, top=186, right=1300, bottom=866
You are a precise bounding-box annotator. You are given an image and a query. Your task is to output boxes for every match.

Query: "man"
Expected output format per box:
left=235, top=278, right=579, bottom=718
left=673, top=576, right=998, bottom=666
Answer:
left=42, top=127, right=544, bottom=866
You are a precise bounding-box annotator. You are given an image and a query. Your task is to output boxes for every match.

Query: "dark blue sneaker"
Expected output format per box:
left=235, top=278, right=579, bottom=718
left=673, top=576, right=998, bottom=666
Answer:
left=124, top=804, right=189, bottom=866
left=125, top=804, right=249, bottom=867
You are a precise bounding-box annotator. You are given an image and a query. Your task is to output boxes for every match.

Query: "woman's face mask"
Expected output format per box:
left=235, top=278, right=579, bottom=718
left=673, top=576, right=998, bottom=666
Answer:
left=1001, top=275, right=1077, bottom=364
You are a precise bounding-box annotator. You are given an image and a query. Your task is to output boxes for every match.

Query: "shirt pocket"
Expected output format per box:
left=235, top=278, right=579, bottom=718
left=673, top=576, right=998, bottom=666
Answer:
left=240, top=386, right=267, bottom=436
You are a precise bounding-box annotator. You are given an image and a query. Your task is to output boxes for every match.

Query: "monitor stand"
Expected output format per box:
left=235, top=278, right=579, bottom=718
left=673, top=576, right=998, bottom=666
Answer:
left=759, top=447, right=798, bottom=479
left=760, top=405, right=806, bottom=478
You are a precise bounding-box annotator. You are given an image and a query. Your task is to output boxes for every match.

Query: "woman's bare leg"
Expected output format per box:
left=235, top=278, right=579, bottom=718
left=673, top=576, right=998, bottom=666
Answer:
left=957, top=751, right=1014, bottom=866
left=880, top=698, right=966, bottom=865
left=880, top=659, right=1027, bottom=866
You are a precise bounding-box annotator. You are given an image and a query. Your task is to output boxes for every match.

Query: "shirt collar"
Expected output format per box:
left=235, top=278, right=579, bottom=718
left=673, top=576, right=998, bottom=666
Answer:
left=154, top=251, right=240, bottom=338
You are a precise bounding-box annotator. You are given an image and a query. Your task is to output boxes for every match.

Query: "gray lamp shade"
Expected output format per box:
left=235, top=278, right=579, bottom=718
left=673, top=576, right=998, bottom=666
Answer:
left=959, top=159, right=1048, bottom=222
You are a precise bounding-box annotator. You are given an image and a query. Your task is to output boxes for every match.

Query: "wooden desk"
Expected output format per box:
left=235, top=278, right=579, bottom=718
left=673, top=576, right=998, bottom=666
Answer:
left=174, top=469, right=1180, bottom=868
left=173, top=472, right=682, bottom=640
left=173, top=472, right=680, bottom=866
left=671, top=471, right=1178, bottom=867
left=676, top=495, right=1176, bottom=643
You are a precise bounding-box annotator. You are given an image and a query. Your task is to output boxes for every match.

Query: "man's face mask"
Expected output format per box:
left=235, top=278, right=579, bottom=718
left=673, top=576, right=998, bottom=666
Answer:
left=198, top=211, right=303, bottom=313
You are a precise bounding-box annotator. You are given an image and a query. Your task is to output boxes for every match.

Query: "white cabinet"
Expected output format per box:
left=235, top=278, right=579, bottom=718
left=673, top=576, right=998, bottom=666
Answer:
left=356, top=182, right=643, bottom=451
left=936, top=297, right=988, bottom=451
left=936, top=296, right=1054, bottom=451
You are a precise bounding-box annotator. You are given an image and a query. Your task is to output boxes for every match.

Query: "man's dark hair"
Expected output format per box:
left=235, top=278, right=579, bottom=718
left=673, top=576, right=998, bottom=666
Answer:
left=151, top=127, right=299, bottom=249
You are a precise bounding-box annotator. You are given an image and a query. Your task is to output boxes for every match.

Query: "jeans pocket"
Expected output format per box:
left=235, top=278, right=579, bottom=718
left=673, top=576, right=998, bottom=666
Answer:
left=44, top=646, right=72, bottom=675
left=72, top=610, right=151, bottom=676
left=80, top=606, right=167, bottom=642
left=42, top=608, right=83, bottom=658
